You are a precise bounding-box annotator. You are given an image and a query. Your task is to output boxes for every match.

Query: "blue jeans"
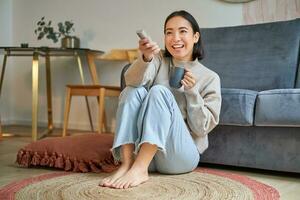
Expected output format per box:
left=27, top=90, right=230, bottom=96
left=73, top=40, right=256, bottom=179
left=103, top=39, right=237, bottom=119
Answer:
left=112, top=85, right=200, bottom=174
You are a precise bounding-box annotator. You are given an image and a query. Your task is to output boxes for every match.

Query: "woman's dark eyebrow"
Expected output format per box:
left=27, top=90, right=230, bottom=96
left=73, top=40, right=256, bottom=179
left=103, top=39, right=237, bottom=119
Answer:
left=179, top=27, right=188, bottom=30
left=165, top=28, right=173, bottom=31
left=165, top=27, right=188, bottom=31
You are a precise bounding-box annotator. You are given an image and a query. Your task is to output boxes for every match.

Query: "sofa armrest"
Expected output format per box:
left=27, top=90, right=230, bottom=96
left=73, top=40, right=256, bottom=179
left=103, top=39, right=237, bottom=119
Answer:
left=220, top=88, right=257, bottom=126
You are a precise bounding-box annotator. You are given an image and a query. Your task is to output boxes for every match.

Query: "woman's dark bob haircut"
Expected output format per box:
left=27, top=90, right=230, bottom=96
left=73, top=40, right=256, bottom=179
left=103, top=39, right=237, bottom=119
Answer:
left=164, top=10, right=204, bottom=60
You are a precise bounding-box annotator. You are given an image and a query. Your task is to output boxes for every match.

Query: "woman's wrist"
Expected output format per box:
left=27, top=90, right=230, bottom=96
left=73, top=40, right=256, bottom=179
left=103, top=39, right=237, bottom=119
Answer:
left=142, top=54, right=153, bottom=62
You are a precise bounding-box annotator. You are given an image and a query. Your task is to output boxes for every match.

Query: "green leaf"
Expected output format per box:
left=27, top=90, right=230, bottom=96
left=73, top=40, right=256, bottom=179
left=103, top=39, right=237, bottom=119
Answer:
left=38, top=32, right=44, bottom=40
left=65, top=21, right=71, bottom=26
left=49, top=27, right=54, bottom=33
left=58, top=23, right=65, bottom=35
left=49, top=34, right=58, bottom=43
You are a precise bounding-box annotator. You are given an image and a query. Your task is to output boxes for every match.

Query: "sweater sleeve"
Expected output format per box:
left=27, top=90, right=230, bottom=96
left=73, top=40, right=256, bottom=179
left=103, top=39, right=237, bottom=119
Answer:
left=124, top=52, right=161, bottom=87
left=184, top=74, right=222, bottom=137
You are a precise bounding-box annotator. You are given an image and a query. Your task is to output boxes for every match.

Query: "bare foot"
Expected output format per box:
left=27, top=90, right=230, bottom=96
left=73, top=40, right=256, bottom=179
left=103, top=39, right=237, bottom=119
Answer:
left=111, top=167, right=149, bottom=189
left=99, top=164, right=131, bottom=187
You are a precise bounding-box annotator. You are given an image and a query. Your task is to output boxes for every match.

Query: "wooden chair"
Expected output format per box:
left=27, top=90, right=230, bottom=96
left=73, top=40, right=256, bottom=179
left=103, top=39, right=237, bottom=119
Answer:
left=62, top=49, right=138, bottom=136
left=62, top=85, right=120, bottom=136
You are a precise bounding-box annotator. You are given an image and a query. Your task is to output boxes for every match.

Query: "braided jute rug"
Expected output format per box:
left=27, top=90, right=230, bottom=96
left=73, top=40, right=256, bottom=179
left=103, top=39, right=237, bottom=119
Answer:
left=0, top=168, right=279, bottom=200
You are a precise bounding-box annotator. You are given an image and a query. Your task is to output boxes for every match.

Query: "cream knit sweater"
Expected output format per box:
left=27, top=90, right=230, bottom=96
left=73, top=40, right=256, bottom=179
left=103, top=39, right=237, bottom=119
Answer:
left=124, top=52, right=222, bottom=154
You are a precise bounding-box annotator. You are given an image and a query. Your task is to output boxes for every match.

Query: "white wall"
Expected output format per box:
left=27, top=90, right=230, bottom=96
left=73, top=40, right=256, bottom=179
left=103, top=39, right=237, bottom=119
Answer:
left=0, top=0, right=12, bottom=46
left=0, top=0, right=13, bottom=124
left=1, top=0, right=243, bottom=131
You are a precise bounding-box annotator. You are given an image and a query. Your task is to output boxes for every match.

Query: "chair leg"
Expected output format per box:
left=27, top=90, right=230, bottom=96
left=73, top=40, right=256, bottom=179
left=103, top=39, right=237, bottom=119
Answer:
left=103, top=110, right=108, bottom=132
left=62, top=87, right=72, bottom=137
left=0, top=116, right=2, bottom=140
left=98, top=88, right=106, bottom=134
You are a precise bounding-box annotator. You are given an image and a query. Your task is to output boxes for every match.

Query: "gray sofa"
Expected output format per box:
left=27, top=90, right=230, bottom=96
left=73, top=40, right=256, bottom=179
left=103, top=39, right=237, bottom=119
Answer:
left=200, top=18, right=300, bottom=173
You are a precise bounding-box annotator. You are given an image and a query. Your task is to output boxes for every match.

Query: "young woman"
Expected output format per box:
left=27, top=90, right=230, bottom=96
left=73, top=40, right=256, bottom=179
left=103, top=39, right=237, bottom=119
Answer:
left=100, top=10, right=221, bottom=189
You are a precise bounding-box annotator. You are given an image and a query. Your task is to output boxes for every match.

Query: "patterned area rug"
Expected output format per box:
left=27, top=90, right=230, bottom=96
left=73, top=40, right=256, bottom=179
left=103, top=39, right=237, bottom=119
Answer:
left=0, top=168, right=279, bottom=200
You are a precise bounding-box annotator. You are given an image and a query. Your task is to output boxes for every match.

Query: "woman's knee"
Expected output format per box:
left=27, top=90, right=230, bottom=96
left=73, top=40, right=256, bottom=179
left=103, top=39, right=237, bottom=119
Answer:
left=149, top=85, right=170, bottom=94
left=148, top=85, right=172, bottom=101
left=119, top=86, right=148, bottom=103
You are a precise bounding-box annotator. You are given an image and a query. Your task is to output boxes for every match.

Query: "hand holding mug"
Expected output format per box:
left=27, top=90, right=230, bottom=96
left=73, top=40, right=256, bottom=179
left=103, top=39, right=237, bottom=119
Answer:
left=181, top=68, right=196, bottom=90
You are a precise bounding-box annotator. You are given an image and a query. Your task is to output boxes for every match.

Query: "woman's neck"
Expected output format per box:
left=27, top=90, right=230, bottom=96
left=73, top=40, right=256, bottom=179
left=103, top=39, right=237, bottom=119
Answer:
left=172, top=57, right=197, bottom=65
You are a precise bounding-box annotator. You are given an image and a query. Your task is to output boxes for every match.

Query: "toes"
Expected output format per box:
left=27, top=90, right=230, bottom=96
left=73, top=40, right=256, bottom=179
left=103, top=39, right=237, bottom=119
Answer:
left=119, top=181, right=128, bottom=189
left=111, top=179, right=122, bottom=188
left=103, top=182, right=110, bottom=187
left=101, top=177, right=119, bottom=187
left=99, top=178, right=109, bottom=186
left=117, top=179, right=128, bottom=189
left=117, top=181, right=125, bottom=189
left=124, top=182, right=131, bottom=189
left=104, top=179, right=114, bottom=187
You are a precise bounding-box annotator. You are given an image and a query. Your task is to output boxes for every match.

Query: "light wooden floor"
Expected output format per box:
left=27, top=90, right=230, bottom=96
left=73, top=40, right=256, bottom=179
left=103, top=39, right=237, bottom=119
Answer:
left=0, top=125, right=299, bottom=200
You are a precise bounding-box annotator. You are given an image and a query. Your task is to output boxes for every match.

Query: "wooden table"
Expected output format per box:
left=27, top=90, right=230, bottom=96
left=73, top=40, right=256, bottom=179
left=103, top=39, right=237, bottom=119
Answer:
left=88, top=48, right=138, bottom=84
left=0, top=47, right=104, bottom=140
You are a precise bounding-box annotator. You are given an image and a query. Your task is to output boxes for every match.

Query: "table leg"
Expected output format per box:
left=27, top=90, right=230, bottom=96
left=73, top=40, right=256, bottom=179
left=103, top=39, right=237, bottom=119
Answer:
left=76, top=54, right=85, bottom=84
left=32, top=52, right=39, bottom=141
left=45, top=54, right=53, bottom=131
left=0, top=54, right=7, bottom=95
left=0, top=53, right=7, bottom=138
left=86, top=52, right=99, bottom=84
left=76, top=53, right=94, bottom=131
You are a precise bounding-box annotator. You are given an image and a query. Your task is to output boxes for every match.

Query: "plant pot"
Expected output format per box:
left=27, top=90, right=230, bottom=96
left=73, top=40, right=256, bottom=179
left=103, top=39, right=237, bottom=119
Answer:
left=61, top=36, right=80, bottom=48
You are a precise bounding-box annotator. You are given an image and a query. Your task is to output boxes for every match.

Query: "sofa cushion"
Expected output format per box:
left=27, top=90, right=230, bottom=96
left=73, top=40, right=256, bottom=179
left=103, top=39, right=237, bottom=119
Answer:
left=201, top=18, right=300, bottom=91
left=220, top=88, right=257, bottom=126
left=255, top=89, right=300, bottom=127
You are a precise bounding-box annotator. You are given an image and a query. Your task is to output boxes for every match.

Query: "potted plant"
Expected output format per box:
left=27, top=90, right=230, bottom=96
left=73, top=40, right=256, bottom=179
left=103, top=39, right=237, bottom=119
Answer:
left=34, top=17, right=80, bottom=48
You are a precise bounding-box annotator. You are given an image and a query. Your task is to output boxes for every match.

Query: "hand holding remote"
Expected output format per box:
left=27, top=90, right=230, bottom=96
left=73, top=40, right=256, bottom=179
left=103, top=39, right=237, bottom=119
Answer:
left=136, top=30, right=152, bottom=41
left=136, top=29, right=160, bottom=62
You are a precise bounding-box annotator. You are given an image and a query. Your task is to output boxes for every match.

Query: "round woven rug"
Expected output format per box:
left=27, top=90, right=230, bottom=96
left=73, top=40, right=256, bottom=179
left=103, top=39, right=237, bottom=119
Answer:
left=0, top=168, right=279, bottom=200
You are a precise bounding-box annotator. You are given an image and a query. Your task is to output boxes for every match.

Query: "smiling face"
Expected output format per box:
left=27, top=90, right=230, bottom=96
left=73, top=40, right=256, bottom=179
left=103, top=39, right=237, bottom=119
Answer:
left=164, top=16, right=200, bottom=61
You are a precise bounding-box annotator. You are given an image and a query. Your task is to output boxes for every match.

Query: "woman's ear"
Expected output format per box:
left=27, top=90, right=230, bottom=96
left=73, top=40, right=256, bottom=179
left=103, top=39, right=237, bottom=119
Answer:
left=194, top=32, right=200, bottom=43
